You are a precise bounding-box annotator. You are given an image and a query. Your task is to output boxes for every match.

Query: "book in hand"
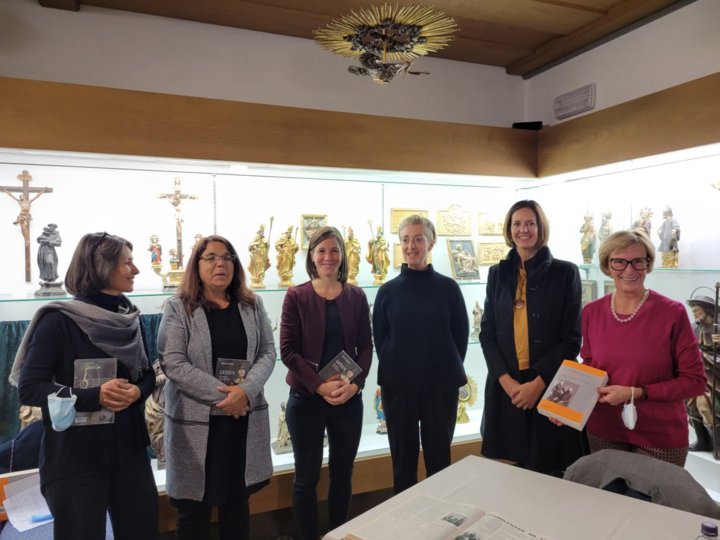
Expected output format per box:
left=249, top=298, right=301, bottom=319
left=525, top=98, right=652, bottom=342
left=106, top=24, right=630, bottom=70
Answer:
left=536, top=359, right=608, bottom=430
left=73, top=357, right=117, bottom=426
left=317, top=350, right=362, bottom=383
left=212, top=358, right=253, bottom=416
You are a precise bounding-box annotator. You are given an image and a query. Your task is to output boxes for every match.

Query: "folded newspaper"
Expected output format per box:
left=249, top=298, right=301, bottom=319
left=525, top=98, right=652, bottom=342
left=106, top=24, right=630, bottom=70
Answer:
left=343, top=495, right=554, bottom=540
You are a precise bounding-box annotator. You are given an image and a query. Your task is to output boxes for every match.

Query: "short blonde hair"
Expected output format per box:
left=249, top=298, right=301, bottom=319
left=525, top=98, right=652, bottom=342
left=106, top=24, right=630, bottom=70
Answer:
left=398, top=215, right=436, bottom=244
left=598, top=229, right=655, bottom=276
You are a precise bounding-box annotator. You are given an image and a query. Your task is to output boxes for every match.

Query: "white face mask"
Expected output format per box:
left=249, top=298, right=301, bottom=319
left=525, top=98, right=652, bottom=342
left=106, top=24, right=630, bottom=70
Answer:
left=47, top=388, right=77, bottom=432
left=622, top=388, right=637, bottom=430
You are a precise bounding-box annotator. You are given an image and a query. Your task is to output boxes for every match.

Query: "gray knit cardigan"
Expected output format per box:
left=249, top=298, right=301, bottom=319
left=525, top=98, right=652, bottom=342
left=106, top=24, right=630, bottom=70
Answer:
left=158, top=296, right=275, bottom=501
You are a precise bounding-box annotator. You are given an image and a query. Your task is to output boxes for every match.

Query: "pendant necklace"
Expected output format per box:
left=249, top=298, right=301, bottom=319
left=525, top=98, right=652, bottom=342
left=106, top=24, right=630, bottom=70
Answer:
left=514, top=269, right=526, bottom=310
left=611, top=289, right=649, bottom=323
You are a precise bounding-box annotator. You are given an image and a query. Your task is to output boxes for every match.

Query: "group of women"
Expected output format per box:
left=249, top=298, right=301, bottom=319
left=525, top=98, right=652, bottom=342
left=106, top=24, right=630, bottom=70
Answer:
left=11, top=199, right=706, bottom=540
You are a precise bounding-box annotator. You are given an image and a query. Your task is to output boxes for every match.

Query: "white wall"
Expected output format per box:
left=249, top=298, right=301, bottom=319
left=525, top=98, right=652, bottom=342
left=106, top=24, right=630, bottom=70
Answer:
left=526, top=0, right=720, bottom=126
left=0, top=0, right=523, bottom=127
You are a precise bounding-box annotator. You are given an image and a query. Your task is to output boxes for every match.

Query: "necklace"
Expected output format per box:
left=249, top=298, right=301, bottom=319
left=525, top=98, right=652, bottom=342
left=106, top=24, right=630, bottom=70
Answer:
left=611, top=289, right=649, bottom=323
left=514, top=269, right=526, bottom=310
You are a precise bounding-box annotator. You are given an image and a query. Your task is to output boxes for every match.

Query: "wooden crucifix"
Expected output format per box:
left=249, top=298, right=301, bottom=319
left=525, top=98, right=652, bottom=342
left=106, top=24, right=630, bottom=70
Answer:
left=1, top=170, right=53, bottom=282
left=158, top=178, right=198, bottom=270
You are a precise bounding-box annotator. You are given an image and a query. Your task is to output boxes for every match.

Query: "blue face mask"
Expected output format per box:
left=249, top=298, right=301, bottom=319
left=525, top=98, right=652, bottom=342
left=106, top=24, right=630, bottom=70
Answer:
left=47, top=388, right=77, bottom=432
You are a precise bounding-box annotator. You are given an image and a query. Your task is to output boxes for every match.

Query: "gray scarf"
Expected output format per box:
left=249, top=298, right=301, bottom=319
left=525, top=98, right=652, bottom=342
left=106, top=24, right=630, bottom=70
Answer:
left=9, top=297, right=149, bottom=386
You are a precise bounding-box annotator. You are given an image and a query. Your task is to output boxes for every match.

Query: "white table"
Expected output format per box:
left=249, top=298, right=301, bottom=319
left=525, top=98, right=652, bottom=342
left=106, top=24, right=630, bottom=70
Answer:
left=324, top=455, right=718, bottom=540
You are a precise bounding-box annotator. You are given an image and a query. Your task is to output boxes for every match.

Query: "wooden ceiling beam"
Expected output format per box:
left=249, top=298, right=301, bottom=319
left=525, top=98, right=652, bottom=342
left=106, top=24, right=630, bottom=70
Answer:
left=506, top=0, right=684, bottom=76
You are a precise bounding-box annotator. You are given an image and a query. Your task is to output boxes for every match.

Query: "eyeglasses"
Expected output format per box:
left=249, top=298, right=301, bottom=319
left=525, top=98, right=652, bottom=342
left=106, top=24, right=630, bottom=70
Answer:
left=200, top=254, right=237, bottom=264
left=609, top=257, right=650, bottom=271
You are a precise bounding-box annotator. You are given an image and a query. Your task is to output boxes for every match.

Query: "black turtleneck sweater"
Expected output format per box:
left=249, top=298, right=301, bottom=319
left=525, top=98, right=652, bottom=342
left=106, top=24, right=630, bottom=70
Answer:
left=373, top=264, right=468, bottom=392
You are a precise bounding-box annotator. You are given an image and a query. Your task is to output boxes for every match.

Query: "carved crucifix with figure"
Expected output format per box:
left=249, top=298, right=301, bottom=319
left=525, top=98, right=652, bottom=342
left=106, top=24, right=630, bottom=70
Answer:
left=1, top=170, right=53, bottom=282
left=158, top=178, right=198, bottom=270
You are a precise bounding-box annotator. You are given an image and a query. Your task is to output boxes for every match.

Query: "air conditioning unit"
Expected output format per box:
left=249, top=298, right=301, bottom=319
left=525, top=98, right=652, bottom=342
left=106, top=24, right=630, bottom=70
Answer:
left=553, top=83, right=596, bottom=120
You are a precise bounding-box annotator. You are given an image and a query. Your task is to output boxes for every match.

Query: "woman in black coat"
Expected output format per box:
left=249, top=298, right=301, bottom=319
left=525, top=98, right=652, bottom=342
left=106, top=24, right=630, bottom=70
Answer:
left=480, top=200, right=586, bottom=475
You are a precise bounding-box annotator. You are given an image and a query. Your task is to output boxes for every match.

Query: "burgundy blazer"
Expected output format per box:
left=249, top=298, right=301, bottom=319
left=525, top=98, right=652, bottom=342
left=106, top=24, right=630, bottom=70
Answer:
left=280, top=281, right=372, bottom=395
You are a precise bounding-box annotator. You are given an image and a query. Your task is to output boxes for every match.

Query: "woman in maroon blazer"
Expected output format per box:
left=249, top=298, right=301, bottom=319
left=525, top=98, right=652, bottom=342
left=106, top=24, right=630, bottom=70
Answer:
left=280, top=226, right=372, bottom=540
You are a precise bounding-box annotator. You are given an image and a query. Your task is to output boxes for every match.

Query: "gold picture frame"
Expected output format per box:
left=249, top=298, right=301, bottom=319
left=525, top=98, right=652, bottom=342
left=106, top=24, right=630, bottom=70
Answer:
left=300, top=214, right=328, bottom=249
left=446, top=239, right=480, bottom=280
left=478, top=212, right=505, bottom=236
left=436, top=204, right=471, bottom=236
left=390, top=208, right=428, bottom=233
left=393, top=243, right=432, bottom=268
left=477, top=242, right=508, bottom=266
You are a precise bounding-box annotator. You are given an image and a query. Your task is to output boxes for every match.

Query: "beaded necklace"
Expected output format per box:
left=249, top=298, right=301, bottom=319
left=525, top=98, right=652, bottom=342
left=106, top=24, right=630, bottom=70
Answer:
left=610, top=289, right=649, bottom=323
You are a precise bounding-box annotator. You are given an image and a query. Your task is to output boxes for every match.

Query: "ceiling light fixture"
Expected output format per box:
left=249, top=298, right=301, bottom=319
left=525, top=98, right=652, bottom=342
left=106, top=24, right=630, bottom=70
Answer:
left=314, top=4, right=458, bottom=84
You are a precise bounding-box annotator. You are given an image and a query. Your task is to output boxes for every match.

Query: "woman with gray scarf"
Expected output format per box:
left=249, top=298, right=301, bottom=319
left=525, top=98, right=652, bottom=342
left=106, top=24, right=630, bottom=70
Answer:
left=13, top=232, right=159, bottom=540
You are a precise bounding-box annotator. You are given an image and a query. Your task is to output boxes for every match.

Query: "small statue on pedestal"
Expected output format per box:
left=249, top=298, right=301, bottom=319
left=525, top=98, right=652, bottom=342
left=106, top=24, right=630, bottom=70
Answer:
left=275, top=225, right=298, bottom=288
left=148, top=234, right=162, bottom=266
left=249, top=219, right=272, bottom=289
left=471, top=301, right=483, bottom=341
left=271, top=402, right=293, bottom=454
left=632, top=207, right=653, bottom=236
left=598, top=211, right=614, bottom=243
left=345, top=226, right=361, bottom=285
left=35, top=223, right=65, bottom=297
left=579, top=213, right=596, bottom=264
left=657, top=206, right=680, bottom=268
left=374, top=388, right=387, bottom=434
left=366, top=223, right=390, bottom=285
left=169, top=249, right=179, bottom=271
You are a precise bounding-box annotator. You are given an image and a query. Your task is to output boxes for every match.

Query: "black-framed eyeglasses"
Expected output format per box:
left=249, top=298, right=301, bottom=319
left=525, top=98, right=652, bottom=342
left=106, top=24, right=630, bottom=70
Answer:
left=200, top=254, right=237, bottom=264
left=609, top=257, right=649, bottom=271
left=90, top=232, right=108, bottom=260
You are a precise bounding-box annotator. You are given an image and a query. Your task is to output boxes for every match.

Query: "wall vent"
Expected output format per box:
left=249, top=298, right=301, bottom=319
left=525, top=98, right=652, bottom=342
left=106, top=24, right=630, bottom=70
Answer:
left=553, top=83, right=596, bottom=120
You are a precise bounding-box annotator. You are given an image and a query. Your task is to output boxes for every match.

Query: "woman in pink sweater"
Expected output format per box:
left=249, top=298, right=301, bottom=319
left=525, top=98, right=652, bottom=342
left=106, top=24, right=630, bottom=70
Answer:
left=581, top=229, right=705, bottom=466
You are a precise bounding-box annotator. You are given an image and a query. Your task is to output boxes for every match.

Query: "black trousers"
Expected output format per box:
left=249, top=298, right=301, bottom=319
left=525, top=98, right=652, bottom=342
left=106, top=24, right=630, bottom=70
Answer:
left=42, top=448, right=159, bottom=540
left=171, top=495, right=249, bottom=540
left=286, top=391, right=363, bottom=540
left=382, top=388, right=459, bottom=494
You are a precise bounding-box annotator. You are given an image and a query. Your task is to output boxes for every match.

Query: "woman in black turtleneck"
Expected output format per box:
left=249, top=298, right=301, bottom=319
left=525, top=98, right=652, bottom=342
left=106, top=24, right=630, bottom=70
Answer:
left=373, top=215, right=468, bottom=494
left=14, top=232, right=159, bottom=540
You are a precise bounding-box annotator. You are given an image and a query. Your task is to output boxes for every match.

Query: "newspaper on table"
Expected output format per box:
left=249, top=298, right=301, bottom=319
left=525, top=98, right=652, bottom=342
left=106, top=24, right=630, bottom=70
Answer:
left=343, top=495, right=555, bottom=540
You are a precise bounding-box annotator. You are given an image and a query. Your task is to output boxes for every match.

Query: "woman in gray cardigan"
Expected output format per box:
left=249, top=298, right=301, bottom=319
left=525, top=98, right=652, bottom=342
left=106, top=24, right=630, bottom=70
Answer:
left=158, top=235, right=275, bottom=540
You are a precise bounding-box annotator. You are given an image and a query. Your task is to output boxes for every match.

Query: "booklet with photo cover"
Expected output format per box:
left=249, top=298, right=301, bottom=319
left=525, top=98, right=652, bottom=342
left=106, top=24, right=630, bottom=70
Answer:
left=73, top=357, right=117, bottom=426
left=318, top=350, right=362, bottom=383
left=212, top=358, right=253, bottom=416
left=536, top=360, right=608, bottom=430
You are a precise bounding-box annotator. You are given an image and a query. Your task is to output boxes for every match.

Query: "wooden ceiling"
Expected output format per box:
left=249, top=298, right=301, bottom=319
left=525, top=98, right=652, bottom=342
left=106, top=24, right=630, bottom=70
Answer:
left=38, top=0, right=691, bottom=77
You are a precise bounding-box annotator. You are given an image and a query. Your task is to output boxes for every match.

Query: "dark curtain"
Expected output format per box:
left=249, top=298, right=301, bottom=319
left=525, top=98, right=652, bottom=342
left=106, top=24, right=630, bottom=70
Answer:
left=0, top=315, right=162, bottom=443
left=0, top=321, right=29, bottom=444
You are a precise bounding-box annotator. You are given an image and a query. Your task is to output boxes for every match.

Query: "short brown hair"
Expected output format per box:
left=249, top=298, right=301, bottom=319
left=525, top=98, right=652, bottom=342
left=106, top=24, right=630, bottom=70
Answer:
left=65, top=232, right=133, bottom=296
left=398, top=215, right=437, bottom=244
left=177, top=235, right=255, bottom=313
left=598, top=229, right=655, bottom=276
left=305, top=226, right=348, bottom=283
left=503, top=200, right=549, bottom=250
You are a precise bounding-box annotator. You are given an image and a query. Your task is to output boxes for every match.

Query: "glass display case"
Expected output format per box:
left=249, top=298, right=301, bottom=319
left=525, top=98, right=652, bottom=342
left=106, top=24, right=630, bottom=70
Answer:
left=2, top=144, right=720, bottom=485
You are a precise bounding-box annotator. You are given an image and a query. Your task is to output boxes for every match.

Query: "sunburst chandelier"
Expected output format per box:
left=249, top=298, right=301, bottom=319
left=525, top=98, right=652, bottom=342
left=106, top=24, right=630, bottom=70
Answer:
left=314, top=4, right=458, bottom=84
